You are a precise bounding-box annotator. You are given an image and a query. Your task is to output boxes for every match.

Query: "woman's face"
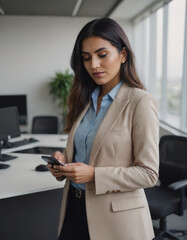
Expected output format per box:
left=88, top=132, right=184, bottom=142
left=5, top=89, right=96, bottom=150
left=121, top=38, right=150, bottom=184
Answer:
left=81, top=36, right=125, bottom=88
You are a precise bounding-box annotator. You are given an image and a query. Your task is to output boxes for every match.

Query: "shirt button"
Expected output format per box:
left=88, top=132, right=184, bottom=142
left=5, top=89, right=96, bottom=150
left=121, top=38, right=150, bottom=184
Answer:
left=100, top=109, right=103, bottom=112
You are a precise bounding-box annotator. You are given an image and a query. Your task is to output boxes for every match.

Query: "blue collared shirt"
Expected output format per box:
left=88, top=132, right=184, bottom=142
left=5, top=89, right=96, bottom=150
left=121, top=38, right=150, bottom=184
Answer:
left=72, top=81, right=123, bottom=190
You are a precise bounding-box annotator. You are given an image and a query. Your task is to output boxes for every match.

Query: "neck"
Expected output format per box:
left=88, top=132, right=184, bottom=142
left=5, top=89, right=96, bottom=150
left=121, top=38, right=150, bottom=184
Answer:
left=100, top=78, right=121, bottom=97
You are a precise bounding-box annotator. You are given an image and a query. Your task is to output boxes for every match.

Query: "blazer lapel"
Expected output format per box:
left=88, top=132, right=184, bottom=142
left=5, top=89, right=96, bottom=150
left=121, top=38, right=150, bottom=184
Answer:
left=66, top=102, right=91, bottom=162
left=89, top=83, right=132, bottom=166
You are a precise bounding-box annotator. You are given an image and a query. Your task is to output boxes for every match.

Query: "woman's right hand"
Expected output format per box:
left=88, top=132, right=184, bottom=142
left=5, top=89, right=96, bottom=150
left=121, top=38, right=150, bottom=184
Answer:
left=47, top=151, right=67, bottom=179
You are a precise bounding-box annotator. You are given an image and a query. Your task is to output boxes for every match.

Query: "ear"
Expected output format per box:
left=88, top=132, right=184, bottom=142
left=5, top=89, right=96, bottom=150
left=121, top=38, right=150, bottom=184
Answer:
left=120, top=47, right=127, bottom=64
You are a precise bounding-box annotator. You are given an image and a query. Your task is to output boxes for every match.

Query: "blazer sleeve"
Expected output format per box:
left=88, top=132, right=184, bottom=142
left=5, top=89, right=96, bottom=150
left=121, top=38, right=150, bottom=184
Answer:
left=94, top=93, right=159, bottom=195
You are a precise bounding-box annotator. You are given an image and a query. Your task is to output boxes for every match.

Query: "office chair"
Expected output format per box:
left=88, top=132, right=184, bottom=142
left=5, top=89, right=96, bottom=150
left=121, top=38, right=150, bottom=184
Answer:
left=31, top=116, right=58, bottom=134
left=145, top=135, right=187, bottom=240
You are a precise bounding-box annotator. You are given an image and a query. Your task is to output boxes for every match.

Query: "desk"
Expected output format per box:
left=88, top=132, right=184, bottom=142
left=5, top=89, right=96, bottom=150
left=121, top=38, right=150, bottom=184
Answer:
left=0, top=134, right=67, bottom=240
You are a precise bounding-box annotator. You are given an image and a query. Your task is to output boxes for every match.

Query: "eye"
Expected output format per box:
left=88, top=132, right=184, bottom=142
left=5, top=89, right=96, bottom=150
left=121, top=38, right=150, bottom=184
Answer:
left=83, top=57, right=91, bottom=61
left=99, top=53, right=107, bottom=58
left=82, top=55, right=91, bottom=61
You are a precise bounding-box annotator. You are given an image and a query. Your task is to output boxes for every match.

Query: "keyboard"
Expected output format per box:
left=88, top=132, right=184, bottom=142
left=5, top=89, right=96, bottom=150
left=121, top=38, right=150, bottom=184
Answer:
left=4, top=138, right=39, bottom=148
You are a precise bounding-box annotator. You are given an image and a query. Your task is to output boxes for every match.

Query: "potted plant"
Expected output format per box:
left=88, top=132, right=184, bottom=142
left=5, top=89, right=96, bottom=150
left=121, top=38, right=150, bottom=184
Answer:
left=49, top=69, right=74, bottom=130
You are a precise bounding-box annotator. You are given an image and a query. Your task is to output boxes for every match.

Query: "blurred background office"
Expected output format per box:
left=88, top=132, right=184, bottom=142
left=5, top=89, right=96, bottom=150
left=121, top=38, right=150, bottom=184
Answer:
left=0, top=0, right=187, bottom=240
left=0, top=0, right=186, bottom=137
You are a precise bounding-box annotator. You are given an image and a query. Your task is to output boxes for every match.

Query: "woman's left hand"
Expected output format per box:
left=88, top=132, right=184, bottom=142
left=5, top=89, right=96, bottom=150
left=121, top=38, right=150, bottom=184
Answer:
left=53, top=162, right=94, bottom=184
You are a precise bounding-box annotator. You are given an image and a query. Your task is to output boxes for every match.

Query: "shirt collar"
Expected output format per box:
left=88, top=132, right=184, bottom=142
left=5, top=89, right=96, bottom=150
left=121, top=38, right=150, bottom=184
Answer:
left=107, top=80, right=123, bottom=100
left=91, top=81, right=123, bottom=111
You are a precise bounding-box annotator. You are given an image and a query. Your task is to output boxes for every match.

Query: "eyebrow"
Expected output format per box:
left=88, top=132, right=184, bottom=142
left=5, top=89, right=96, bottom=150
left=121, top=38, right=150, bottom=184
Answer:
left=81, top=47, right=107, bottom=55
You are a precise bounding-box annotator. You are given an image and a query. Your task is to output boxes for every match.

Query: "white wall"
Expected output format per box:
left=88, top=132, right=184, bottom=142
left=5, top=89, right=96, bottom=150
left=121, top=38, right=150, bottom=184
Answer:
left=0, top=16, right=132, bottom=132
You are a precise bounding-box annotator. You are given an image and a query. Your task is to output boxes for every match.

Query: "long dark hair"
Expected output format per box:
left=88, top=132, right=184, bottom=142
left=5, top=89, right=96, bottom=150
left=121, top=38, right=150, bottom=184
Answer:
left=64, top=17, right=144, bottom=133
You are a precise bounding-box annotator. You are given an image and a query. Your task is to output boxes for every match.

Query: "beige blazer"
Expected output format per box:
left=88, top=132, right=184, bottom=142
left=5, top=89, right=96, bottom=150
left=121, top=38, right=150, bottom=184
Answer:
left=58, top=83, right=159, bottom=240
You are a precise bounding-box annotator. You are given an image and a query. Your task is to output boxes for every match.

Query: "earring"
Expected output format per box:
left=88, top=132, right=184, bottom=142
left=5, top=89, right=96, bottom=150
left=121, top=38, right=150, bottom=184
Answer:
left=122, top=59, right=126, bottom=64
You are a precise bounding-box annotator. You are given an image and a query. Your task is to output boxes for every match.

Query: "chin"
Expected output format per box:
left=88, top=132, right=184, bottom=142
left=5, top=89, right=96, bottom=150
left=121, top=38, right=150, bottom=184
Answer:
left=93, top=79, right=108, bottom=86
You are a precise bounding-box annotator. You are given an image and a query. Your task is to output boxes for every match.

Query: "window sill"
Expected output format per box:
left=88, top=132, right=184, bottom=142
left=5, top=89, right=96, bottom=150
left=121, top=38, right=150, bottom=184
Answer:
left=159, top=120, right=187, bottom=138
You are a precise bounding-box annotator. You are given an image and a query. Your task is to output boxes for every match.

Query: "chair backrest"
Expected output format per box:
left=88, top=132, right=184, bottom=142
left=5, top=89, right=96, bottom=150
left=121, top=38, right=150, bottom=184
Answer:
left=159, top=135, right=187, bottom=187
left=31, top=116, right=58, bottom=134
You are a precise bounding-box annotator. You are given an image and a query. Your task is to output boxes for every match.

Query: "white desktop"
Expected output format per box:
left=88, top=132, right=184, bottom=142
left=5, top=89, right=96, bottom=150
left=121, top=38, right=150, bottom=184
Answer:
left=0, top=133, right=68, bottom=240
left=0, top=134, right=67, bottom=199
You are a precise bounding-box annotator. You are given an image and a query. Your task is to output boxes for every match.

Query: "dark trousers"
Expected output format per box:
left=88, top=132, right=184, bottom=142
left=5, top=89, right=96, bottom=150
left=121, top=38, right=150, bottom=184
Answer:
left=59, top=185, right=90, bottom=240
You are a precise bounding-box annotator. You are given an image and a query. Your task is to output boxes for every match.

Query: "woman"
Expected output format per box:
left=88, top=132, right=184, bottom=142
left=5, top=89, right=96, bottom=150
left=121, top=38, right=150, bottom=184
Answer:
left=48, top=17, right=159, bottom=240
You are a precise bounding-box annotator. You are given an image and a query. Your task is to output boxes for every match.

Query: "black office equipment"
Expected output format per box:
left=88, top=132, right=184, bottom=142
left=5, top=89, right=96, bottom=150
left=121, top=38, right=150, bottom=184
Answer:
left=3, top=137, right=38, bottom=149
left=0, top=163, right=10, bottom=169
left=31, top=116, right=58, bottom=134
left=35, top=164, right=49, bottom=172
left=0, top=106, right=20, bottom=164
left=145, top=135, right=187, bottom=240
left=0, top=94, right=27, bottom=125
left=41, top=155, right=66, bottom=166
left=13, top=146, right=65, bottom=155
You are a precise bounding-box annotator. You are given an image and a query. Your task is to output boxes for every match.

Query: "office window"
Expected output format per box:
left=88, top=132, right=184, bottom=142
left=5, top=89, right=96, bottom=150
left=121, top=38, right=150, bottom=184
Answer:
left=143, top=17, right=150, bottom=89
left=133, top=21, right=142, bottom=80
left=133, top=0, right=187, bottom=133
left=165, top=0, right=186, bottom=128
left=133, top=18, right=150, bottom=88
left=156, top=8, right=163, bottom=110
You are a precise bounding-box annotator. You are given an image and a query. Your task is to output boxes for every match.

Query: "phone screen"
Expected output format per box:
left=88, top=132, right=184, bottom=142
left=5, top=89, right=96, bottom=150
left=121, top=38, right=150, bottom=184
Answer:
left=41, top=156, right=66, bottom=166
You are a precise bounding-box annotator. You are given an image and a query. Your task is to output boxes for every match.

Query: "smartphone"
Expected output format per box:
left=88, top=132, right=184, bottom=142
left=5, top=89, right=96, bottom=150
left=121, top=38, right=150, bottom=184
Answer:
left=41, top=155, right=66, bottom=166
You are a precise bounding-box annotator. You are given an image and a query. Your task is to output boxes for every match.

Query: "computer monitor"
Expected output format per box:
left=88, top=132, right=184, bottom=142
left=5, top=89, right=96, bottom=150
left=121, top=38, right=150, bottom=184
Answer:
left=0, top=106, right=20, bottom=164
left=0, top=95, right=27, bottom=125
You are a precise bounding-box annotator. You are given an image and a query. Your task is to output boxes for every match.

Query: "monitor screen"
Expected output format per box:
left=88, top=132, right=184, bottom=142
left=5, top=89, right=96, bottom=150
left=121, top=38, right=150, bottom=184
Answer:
left=0, top=95, right=27, bottom=125
left=0, top=107, right=20, bottom=141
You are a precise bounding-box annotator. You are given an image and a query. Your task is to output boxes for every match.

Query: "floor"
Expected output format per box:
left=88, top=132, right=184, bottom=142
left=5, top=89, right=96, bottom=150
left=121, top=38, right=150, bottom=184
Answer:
left=153, top=209, right=187, bottom=240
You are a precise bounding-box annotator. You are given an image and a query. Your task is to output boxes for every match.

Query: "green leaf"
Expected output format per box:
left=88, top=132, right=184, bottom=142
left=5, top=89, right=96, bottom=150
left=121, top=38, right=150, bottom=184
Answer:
left=49, top=69, right=74, bottom=115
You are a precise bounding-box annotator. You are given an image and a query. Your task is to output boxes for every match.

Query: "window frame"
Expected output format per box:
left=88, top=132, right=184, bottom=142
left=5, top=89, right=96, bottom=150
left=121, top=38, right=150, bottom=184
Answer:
left=132, top=0, right=187, bottom=134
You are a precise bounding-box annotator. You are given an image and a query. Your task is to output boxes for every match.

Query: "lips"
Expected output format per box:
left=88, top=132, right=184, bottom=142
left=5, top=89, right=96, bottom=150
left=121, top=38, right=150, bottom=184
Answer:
left=93, top=72, right=105, bottom=77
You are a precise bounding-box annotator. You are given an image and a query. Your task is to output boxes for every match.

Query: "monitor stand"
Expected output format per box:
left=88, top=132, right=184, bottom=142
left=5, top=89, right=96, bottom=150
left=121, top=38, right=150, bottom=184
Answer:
left=2, top=139, right=14, bottom=148
left=0, top=153, right=17, bottom=161
left=0, top=146, right=17, bottom=162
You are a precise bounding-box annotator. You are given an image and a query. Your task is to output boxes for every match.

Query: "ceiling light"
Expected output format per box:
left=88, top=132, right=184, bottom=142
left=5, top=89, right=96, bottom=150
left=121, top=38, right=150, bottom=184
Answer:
left=72, top=0, right=82, bottom=17
left=0, top=6, right=5, bottom=15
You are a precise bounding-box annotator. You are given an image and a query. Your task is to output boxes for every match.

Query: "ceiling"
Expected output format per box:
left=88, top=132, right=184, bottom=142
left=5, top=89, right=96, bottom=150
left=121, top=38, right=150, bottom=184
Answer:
left=0, top=0, right=162, bottom=20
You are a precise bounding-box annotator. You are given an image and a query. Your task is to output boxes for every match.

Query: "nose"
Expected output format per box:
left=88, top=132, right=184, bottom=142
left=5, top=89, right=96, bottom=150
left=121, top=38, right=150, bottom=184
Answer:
left=91, top=57, right=100, bottom=69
